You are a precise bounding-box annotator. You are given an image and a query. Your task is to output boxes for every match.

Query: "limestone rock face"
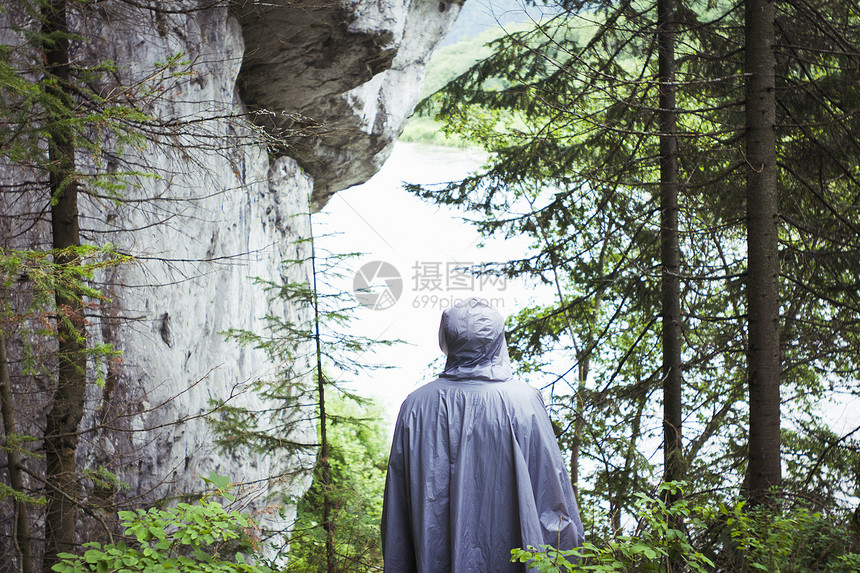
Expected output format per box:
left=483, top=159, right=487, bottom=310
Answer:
left=0, top=0, right=458, bottom=560
left=234, top=0, right=463, bottom=207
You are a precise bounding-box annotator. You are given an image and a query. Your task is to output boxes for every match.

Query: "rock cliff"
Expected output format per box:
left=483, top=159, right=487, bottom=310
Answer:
left=0, top=0, right=460, bottom=561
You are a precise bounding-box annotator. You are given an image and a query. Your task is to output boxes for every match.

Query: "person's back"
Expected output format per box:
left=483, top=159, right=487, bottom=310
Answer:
left=382, top=298, right=584, bottom=572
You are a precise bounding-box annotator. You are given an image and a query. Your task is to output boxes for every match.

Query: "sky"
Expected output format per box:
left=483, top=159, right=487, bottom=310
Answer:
left=315, top=142, right=542, bottom=423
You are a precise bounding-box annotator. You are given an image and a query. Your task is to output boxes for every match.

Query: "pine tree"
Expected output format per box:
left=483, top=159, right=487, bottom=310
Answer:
left=409, top=0, right=860, bottom=534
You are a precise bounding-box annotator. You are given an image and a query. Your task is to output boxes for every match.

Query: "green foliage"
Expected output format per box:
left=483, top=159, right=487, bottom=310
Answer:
left=285, top=395, right=389, bottom=573
left=82, top=466, right=130, bottom=496
left=1, top=245, right=132, bottom=309
left=1, top=5, right=250, bottom=573
left=209, top=252, right=394, bottom=456
left=51, top=474, right=272, bottom=573
left=0, top=14, right=164, bottom=199
left=399, top=116, right=471, bottom=147
left=0, top=244, right=129, bottom=385
left=512, top=483, right=715, bottom=573
left=512, top=484, right=860, bottom=573
left=209, top=235, right=398, bottom=570
left=422, top=26, right=524, bottom=99
left=0, top=479, right=44, bottom=505
left=400, top=25, right=528, bottom=147
left=720, top=500, right=860, bottom=572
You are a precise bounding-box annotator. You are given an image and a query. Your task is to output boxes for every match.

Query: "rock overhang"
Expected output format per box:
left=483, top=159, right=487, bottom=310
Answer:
left=231, top=0, right=463, bottom=209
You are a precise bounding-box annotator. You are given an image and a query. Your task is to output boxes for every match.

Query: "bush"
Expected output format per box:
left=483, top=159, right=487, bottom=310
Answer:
left=512, top=482, right=714, bottom=573
left=512, top=483, right=860, bottom=572
left=52, top=474, right=272, bottom=573
left=720, top=499, right=860, bottom=572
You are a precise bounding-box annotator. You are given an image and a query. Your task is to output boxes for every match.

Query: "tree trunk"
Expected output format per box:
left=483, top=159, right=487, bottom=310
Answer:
left=571, top=355, right=586, bottom=500
left=570, top=289, right=604, bottom=502
left=1, top=332, right=35, bottom=573
left=658, top=0, right=683, bottom=488
left=658, top=2, right=684, bottom=566
left=310, top=215, right=335, bottom=573
left=42, top=1, right=88, bottom=570
left=743, top=0, right=782, bottom=503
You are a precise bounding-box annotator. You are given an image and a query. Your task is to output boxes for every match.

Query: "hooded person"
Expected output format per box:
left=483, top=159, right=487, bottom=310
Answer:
left=381, top=297, right=584, bottom=572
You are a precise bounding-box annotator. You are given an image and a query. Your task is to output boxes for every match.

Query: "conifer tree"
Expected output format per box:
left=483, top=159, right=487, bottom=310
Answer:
left=210, top=219, right=394, bottom=571
left=743, top=0, right=781, bottom=504
left=410, top=0, right=860, bottom=532
left=40, top=2, right=89, bottom=567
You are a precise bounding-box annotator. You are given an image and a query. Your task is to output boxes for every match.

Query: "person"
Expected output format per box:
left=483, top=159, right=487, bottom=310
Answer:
left=381, top=297, right=584, bottom=572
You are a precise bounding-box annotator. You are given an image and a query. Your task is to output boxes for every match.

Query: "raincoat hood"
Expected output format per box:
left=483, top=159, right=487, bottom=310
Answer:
left=438, top=297, right=513, bottom=382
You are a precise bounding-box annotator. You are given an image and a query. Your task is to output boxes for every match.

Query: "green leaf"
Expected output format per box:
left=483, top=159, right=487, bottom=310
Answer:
left=203, top=472, right=231, bottom=493
left=84, top=549, right=105, bottom=564
left=643, top=548, right=657, bottom=559
left=149, top=526, right=167, bottom=540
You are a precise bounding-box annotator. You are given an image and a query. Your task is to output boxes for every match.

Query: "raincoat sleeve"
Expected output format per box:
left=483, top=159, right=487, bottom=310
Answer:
left=513, top=388, right=584, bottom=554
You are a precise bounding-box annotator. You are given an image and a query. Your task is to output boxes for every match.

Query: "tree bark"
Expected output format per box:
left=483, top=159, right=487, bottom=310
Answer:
left=42, top=1, right=88, bottom=570
left=658, top=0, right=683, bottom=490
left=658, top=3, right=684, bottom=567
left=310, top=214, right=335, bottom=573
left=571, top=359, right=585, bottom=500
left=1, top=333, right=35, bottom=573
left=743, top=0, right=782, bottom=503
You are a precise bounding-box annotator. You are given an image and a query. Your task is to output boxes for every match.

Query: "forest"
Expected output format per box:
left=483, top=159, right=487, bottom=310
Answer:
left=403, top=0, right=860, bottom=570
left=2, top=0, right=860, bottom=572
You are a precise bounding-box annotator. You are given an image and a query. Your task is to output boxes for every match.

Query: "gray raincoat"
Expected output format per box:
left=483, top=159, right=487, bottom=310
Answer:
left=382, top=298, right=584, bottom=572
